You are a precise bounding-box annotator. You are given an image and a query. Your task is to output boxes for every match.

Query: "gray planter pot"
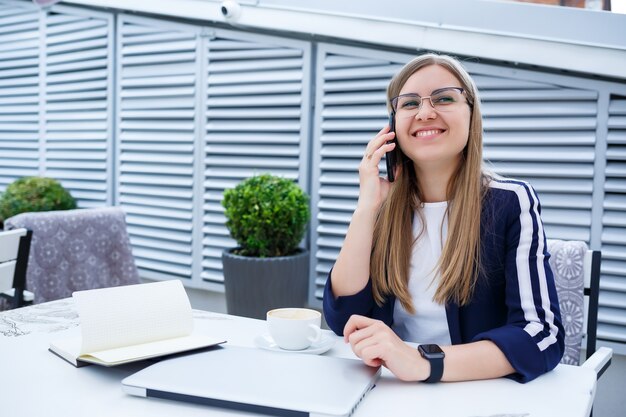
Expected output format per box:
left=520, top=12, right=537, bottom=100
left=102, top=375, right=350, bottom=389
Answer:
left=222, top=249, right=310, bottom=320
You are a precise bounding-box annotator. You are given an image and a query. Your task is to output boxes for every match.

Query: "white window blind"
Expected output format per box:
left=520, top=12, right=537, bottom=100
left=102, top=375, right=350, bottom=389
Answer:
left=202, top=30, right=310, bottom=283
left=116, top=16, right=198, bottom=281
left=473, top=67, right=598, bottom=243
left=599, top=95, right=626, bottom=342
left=116, top=19, right=311, bottom=286
left=43, top=7, right=113, bottom=207
left=0, top=2, right=112, bottom=207
left=0, top=1, right=39, bottom=192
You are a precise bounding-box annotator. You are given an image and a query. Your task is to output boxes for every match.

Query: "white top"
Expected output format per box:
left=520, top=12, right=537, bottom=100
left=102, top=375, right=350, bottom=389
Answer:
left=392, top=201, right=452, bottom=345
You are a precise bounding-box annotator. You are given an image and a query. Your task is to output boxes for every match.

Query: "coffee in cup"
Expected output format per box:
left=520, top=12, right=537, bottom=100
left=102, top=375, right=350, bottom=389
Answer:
left=266, top=308, right=322, bottom=350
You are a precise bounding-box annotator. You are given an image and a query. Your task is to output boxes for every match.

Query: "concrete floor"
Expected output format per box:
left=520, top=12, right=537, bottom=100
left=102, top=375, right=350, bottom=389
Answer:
left=593, top=350, right=626, bottom=417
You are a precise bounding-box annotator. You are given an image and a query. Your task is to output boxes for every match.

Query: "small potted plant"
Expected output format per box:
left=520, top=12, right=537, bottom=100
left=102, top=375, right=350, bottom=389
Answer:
left=0, top=177, right=76, bottom=229
left=221, top=174, right=310, bottom=319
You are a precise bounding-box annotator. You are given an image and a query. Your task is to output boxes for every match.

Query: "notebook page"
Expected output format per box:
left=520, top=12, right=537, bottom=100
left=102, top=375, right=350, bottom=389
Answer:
left=73, top=280, right=193, bottom=354
left=83, top=334, right=222, bottom=365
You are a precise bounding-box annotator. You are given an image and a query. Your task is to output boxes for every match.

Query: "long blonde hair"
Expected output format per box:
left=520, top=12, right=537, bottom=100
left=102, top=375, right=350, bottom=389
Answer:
left=371, top=53, right=488, bottom=312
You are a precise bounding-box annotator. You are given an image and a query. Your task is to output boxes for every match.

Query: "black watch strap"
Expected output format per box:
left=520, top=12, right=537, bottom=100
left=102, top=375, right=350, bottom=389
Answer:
left=423, top=355, right=443, bottom=383
left=418, top=344, right=445, bottom=383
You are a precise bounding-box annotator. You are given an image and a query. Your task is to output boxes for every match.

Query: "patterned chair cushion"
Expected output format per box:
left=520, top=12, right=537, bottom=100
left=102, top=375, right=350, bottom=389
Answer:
left=547, top=239, right=587, bottom=366
left=2, top=207, right=140, bottom=306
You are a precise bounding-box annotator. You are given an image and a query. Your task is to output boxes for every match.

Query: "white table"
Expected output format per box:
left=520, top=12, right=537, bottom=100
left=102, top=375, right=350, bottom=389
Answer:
left=0, top=300, right=597, bottom=417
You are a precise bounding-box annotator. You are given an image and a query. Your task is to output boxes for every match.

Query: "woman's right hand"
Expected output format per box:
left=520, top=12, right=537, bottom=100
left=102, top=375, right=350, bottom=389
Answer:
left=358, top=125, right=397, bottom=211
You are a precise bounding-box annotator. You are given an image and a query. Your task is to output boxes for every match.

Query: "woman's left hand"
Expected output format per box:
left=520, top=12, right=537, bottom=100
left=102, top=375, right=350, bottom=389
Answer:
left=343, top=315, right=428, bottom=381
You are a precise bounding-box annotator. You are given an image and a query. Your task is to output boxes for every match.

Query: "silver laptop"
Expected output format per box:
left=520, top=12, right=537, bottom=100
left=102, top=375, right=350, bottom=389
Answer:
left=122, top=345, right=380, bottom=417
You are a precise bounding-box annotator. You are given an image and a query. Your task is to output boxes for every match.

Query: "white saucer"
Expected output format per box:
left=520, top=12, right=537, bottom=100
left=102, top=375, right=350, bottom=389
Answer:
left=254, top=333, right=336, bottom=355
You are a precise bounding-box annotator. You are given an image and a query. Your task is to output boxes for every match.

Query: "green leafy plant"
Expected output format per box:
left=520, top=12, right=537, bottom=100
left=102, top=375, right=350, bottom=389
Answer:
left=222, top=174, right=310, bottom=258
left=0, top=177, right=77, bottom=223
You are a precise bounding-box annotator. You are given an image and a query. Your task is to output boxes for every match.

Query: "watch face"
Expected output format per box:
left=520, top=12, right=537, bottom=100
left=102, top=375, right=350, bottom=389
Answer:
left=419, top=344, right=444, bottom=357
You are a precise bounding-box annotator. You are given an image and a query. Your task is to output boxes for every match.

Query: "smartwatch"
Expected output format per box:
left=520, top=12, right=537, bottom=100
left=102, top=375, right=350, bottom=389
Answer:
left=418, top=344, right=445, bottom=383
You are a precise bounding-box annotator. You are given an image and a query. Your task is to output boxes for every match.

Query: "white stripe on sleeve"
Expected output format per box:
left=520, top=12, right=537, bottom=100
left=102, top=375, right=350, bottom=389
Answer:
left=489, top=180, right=559, bottom=351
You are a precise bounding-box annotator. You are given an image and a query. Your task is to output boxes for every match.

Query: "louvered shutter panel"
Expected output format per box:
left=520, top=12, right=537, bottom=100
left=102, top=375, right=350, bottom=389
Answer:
left=44, top=7, right=112, bottom=207
left=202, top=30, right=310, bottom=283
left=117, top=16, right=198, bottom=281
left=0, top=1, right=39, bottom=192
left=600, top=95, right=626, bottom=342
left=477, top=72, right=598, bottom=243
left=311, top=46, right=409, bottom=299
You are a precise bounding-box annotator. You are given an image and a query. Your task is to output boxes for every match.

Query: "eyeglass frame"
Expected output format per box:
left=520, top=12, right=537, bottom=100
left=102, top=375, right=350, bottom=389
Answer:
left=390, top=87, right=473, bottom=118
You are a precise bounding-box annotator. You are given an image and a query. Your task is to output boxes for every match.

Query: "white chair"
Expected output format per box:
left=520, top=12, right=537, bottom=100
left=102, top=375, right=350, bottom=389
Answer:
left=547, top=240, right=612, bottom=379
left=0, top=228, right=34, bottom=309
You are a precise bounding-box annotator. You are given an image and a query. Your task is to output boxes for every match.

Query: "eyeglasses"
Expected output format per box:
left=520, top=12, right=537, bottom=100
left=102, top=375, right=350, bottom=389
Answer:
left=391, top=87, right=471, bottom=119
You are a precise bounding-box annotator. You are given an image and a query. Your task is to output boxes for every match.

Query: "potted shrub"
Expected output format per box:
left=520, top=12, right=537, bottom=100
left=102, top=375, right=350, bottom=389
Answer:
left=0, top=177, right=76, bottom=229
left=221, top=174, right=310, bottom=319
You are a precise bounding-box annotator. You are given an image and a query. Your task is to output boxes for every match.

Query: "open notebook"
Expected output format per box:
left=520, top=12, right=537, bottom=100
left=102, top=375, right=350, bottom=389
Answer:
left=49, top=280, right=225, bottom=367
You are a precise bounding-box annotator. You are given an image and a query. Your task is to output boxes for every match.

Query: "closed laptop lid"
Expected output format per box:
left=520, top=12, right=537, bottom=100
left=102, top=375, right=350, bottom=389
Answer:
left=122, top=345, right=380, bottom=417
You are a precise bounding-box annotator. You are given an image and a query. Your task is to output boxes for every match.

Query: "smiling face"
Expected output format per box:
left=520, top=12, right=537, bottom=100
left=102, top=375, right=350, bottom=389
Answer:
left=394, top=64, right=471, bottom=173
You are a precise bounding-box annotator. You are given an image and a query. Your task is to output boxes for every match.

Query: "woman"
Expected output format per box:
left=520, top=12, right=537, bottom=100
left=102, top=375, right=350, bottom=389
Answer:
left=323, top=53, right=563, bottom=384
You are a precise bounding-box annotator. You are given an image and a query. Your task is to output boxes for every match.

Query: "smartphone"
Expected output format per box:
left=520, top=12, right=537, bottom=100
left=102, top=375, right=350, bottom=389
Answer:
left=385, top=112, right=397, bottom=182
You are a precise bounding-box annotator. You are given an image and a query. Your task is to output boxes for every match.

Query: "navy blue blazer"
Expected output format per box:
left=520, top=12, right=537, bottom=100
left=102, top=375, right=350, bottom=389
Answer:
left=323, top=178, right=564, bottom=383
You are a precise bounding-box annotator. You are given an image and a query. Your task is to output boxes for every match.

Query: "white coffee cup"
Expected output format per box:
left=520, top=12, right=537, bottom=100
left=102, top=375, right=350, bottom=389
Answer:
left=266, top=308, right=322, bottom=350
